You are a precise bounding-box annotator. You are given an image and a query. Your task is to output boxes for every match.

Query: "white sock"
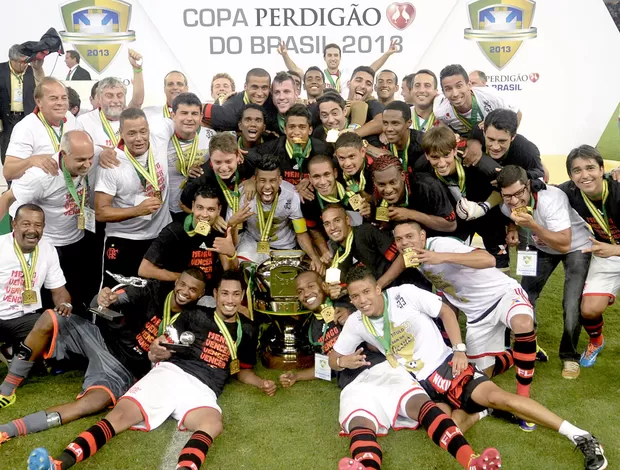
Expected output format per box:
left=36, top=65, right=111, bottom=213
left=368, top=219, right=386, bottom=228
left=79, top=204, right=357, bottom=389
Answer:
left=478, top=409, right=490, bottom=421
left=559, top=420, right=589, bottom=444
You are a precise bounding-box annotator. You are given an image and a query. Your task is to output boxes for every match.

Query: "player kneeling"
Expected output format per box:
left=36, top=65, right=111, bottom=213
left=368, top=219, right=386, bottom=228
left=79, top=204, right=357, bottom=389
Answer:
left=28, top=271, right=276, bottom=470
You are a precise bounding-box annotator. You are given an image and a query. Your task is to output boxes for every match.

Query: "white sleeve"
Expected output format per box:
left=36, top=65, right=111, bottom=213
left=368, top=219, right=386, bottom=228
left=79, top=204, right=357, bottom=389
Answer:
left=427, top=237, right=475, bottom=255
left=539, top=189, right=571, bottom=232
left=10, top=170, right=46, bottom=205
left=6, top=123, right=34, bottom=159
left=94, top=166, right=119, bottom=196
left=400, top=285, right=443, bottom=319
left=42, top=245, right=66, bottom=290
left=289, top=192, right=304, bottom=220
left=332, top=314, right=365, bottom=356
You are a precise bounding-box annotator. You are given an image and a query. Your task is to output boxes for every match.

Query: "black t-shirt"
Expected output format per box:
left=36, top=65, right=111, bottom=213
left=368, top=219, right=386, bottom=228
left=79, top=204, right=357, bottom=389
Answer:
left=168, top=309, right=258, bottom=397
left=180, top=161, right=255, bottom=215
left=143, top=220, right=222, bottom=293
left=366, top=99, right=385, bottom=123
left=309, top=315, right=385, bottom=389
left=209, top=93, right=278, bottom=133
left=483, top=133, right=544, bottom=180
left=246, top=136, right=332, bottom=186
left=559, top=177, right=620, bottom=244
left=366, top=129, right=428, bottom=173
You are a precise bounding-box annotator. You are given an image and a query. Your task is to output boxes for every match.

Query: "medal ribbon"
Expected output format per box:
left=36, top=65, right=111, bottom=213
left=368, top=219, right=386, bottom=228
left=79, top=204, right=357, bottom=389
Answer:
left=324, top=69, right=341, bottom=93
left=317, top=181, right=346, bottom=209
left=9, top=63, right=24, bottom=85
left=13, top=238, right=38, bottom=292
left=277, top=114, right=286, bottom=134
left=99, top=109, right=120, bottom=147
left=124, top=147, right=161, bottom=193
left=581, top=179, right=615, bottom=244
left=158, top=291, right=182, bottom=336
left=37, top=112, right=63, bottom=153
left=183, top=214, right=201, bottom=237
left=331, top=231, right=354, bottom=269
left=256, top=193, right=279, bottom=243
left=413, top=111, right=435, bottom=132
left=171, top=134, right=199, bottom=177
left=343, top=164, right=366, bottom=196
left=285, top=139, right=313, bottom=171
left=61, top=157, right=88, bottom=218
left=361, top=292, right=392, bottom=354
left=214, top=312, right=243, bottom=361
left=379, top=182, right=409, bottom=209
left=390, top=136, right=410, bottom=171
left=311, top=297, right=334, bottom=322
left=216, top=171, right=240, bottom=214
left=163, top=105, right=171, bottom=119
left=243, top=92, right=251, bottom=105
left=454, top=93, right=482, bottom=133
left=436, top=157, right=466, bottom=196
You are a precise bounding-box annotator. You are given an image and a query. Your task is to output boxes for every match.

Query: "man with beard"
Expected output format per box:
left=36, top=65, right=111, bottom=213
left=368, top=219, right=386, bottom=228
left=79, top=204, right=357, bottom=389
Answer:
left=142, top=70, right=189, bottom=122
left=0, top=204, right=69, bottom=389
left=411, top=69, right=440, bottom=133
left=95, top=108, right=171, bottom=287
left=374, top=70, right=399, bottom=107
left=139, top=186, right=238, bottom=294
left=303, top=66, right=325, bottom=104
left=0, top=269, right=203, bottom=442
left=3, top=78, right=77, bottom=182
left=237, top=104, right=269, bottom=151
left=29, top=271, right=277, bottom=470
left=210, top=73, right=235, bottom=103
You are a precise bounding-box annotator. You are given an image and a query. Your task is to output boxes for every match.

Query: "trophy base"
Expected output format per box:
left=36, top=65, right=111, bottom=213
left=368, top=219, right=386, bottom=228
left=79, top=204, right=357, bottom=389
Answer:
left=262, top=348, right=314, bottom=370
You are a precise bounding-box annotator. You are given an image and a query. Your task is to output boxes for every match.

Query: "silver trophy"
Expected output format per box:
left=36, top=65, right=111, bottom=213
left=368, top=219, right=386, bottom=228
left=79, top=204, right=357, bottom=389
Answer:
left=162, top=326, right=195, bottom=352
left=89, top=272, right=148, bottom=322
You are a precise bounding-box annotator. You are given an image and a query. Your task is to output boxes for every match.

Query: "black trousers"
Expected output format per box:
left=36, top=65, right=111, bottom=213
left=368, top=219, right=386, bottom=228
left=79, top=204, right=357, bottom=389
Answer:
left=1, top=113, right=25, bottom=165
left=101, top=236, right=155, bottom=288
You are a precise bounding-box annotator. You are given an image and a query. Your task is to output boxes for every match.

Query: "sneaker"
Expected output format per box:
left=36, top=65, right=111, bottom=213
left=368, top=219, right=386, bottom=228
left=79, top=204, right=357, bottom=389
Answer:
left=562, top=361, right=580, bottom=379
left=338, top=458, right=367, bottom=470
left=469, top=448, right=502, bottom=469
left=519, top=419, right=537, bottom=432
left=536, top=344, right=549, bottom=362
left=0, top=431, right=10, bottom=445
left=0, top=393, right=16, bottom=409
left=580, top=340, right=605, bottom=368
left=28, top=448, right=59, bottom=470
left=574, top=434, right=608, bottom=470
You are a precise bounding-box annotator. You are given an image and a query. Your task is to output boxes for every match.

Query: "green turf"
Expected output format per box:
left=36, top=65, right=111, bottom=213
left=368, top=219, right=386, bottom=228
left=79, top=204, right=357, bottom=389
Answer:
left=1, top=261, right=619, bottom=469
left=597, top=102, right=620, bottom=161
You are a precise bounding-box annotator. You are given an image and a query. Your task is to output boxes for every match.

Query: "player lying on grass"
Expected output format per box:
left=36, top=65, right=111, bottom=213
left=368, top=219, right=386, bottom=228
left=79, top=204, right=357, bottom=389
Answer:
left=330, top=266, right=607, bottom=470
left=28, top=270, right=276, bottom=470
left=0, top=268, right=207, bottom=444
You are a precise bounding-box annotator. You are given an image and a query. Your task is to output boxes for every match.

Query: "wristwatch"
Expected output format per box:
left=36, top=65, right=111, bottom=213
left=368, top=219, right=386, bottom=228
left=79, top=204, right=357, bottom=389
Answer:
left=452, top=343, right=467, bottom=353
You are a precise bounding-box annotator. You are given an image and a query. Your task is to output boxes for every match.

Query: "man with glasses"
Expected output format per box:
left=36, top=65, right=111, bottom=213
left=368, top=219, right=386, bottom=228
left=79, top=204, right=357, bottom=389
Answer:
left=497, top=166, right=592, bottom=379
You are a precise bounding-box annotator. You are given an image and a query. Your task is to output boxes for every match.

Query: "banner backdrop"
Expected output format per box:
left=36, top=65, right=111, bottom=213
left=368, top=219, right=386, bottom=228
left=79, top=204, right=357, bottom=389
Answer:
left=1, top=0, right=619, bottom=155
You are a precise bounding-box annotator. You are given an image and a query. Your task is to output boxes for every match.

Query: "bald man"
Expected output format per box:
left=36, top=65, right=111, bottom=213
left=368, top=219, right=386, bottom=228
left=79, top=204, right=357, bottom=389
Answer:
left=0, top=130, right=100, bottom=312
left=469, top=70, right=487, bottom=87
left=143, top=70, right=189, bottom=122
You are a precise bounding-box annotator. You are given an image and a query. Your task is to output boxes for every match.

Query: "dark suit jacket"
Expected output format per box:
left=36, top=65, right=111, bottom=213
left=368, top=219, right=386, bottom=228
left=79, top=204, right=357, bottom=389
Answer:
left=71, top=65, right=91, bottom=81
left=0, top=61, right=35, bottom=127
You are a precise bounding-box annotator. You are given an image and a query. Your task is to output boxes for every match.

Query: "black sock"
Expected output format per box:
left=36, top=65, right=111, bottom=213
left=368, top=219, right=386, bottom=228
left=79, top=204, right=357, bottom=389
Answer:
left=58, top=418, right=116, bottom=468
left=349, top=426, right=382, bottom=470
left=176, top=430, right=213, bottom=470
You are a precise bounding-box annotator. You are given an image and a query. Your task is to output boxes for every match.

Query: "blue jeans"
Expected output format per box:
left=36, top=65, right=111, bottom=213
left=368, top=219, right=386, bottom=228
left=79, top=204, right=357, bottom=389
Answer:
left=520, top=249, right=591, bottom=361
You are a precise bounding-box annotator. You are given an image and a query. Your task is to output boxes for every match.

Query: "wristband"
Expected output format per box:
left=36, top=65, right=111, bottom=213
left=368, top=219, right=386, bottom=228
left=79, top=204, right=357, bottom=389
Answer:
left=133, top=67, right=143, bottom=73
left=225, top=252, right=237, bottom=261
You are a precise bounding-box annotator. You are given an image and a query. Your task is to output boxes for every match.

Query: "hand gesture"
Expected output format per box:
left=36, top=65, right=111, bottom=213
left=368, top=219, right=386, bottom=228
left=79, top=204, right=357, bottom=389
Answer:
left=229, top=202, right=255, bottom=228
left=128, top=49, right=143, bottom=69
left=582, top=237, right=618, bottom=259
left=148, top=336, right=173, bottom=363
left=341, top=348, right=371, bottom=370
left=510, top=210, right=536, bottom=229
left=319, top=251, right=334, bottom=265
left=31, top=59, right=44, bottom=71
left=277, top=41, right=288, bottom=57
left=327, top=283, right=343, bottom=300
left=279, top=371, right=297, bottom=388
left=213, top=215, right=228, bottom=233
left=260, top=379, right=277, bottom=396
left=359, top=199, right=372, bottom=218
left=240, top=177, right=255, bottom=201
left=387, top=39, right=399, bottom=55
left=210, top=227, right=236, bottom=258
left=136, top=197, right=161, bottom=216
left=97, top=287, right=118, bottom=308
left=462, top=140, right=482, bottom=167
left=334, top=306, right=350, bottom=326
left=99, top=147, right=120, bottom=169
left=30, top=154, right=58, bottom=175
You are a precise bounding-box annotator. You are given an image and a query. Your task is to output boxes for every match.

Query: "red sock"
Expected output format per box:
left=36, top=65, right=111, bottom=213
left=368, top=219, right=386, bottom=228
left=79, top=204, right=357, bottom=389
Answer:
left=580, top=315, right=604, bottom=346
left=491, top=350, right=514, bottom=377
left=176, top=430, right=213, bottom=470
left=513, top=331, right=536, bottom=397
left=349, top=426, right=382, bottom=470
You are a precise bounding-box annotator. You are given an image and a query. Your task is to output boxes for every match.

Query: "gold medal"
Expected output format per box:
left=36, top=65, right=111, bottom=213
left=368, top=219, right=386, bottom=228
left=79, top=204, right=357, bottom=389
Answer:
left=403, top=248, right=420, bottom=268
left=320, top=306, right=335, bottom=323
left=257, top=241, right=270, bottom=254
left=387, top=353, right=399, bottom=368
left=376, top=206, right=390, bottom=222
left=77, top=214, right=85, bottom=231
left=194, top=221, right=211, bottom=236
left=22, top=289, right=38, bottom=305
left=154, top=190, right=162, bottom=202
left=348, top=193, right=363, bottom=211
left=230, top=358, right=241, bottom=375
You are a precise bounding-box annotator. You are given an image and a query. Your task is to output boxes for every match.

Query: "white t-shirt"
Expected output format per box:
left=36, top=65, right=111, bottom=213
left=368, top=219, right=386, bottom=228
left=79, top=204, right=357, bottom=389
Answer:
left=420, top=237, right=520, bottom=321
left=76, top=109, right=119, bottom=148
left=153, top=119, right=214, bottom=213
left=9, top=154, right=99, bottom=246
left=7, top=112, right=77, bottom=159
left=500, top=186, right=592, bottom=255
left=434, top=86, right=519, bottom=136
left=333, top=284, right=451, bottom=381
left=95, top=133, right=171, bottom=240
left=142, top=104, right=169, bottom=124
left=234, top=181, right=305, bottom=250
left=0, top=233, right=66, bottom=320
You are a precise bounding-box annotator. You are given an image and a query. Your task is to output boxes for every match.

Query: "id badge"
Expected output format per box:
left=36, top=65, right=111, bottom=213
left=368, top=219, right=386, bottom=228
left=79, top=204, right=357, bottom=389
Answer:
left=314, top=353, right=332, bottom=381
left=516, top=250, right=538, bottom=276
left=83, top=207, right=96, bottom=233
left=13, top=87, right=23, bottom=103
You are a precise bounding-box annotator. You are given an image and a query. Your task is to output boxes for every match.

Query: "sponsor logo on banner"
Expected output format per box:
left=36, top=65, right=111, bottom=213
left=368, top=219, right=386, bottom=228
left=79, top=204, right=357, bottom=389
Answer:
left=59, top=0, right=136, bottom=73
left=386, top=3, right=416, bottom=30
left=486, top=71, right=540, bottom=91
left=464, top=0, right=537, bottom=70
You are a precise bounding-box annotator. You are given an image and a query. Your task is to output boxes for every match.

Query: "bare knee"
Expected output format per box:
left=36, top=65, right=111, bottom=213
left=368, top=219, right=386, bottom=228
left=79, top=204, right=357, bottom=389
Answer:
left=510, top=314, right=534, bottom=333
left=32, top=311, right=55, bottom=337
left=485, top=388, right=511, bottom=409
left=76, top=389, right=113, bottom=415
left=581, top=298, right=607, bottom=319
left=349, top=416, right=377, bottom=433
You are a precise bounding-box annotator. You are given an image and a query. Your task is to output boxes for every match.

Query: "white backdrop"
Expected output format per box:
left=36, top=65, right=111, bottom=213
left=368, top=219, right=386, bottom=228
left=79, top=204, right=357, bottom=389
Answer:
left=1, top=0, right=619, bottom=155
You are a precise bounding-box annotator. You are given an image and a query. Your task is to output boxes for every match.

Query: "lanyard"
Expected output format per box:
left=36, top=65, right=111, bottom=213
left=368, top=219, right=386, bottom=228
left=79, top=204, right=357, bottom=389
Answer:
left=413, top=111, right=435, bottom=132
left=343, top=164, right=366, bottom=194
left=37, top=112, right=63, bottom=153
left=361, top=292, right=391, bottom=354
left=285, top=139, right=312, bottom=171
left=317, top=181, right=346, bottom=209
left=213, top=312, right=242, bottom=361
left=163, top=105, right=171, bottom=119
left=454, top=93, right=482, bottom=132
left=277, top=114, right=286, bottom=134
left=390, top=135, right=410, bottom=171
left=324, top=69, right=341, bottom=93
left=582, top=180, right=616, bottom=244
left=436, top=156, right=466, bottom=196
left=158, top=291, right=182, bottom=336
left=60, top=156, right=88, bottom=217
left=99, top=109, right=120, bottom=147
left=256, top=193, right=279, bottom=242
left=13, top=238, right=38, bottom=291
left=216, top=171, right=240, bottom=214
left=243, top=92, right=251, bottom=105
left=124, top=147, right=160, bottom=193
left=171, top=133, right=199, bottom=177
left=331, top=231, right=354, bottom=269
left=9, top=64, right=24, bottom=85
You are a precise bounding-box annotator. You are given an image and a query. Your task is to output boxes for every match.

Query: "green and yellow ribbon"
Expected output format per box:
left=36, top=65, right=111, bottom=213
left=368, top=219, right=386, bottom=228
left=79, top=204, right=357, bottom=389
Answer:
left=413, top=111, right=435, bottom=132
left=285, top=139, right=313, bottom=172
left=582, top=179, right=616, bottom=244
left=454, top=93, right=482, bottom=133
left=99, top=109, right=120, bottom=147
left=158, top=291, right=182, bottom=336
left=324, top=69, right=341, bottom=93
left=317, top=181, right=347, bottom=209
left=331, top=230, right=354, bottom=269
left=256, top=193, right=279, bottom=243
left=37, top=112, right=63, bottom=153
left=216, top=171, right=240, bottom=215
left=391, top=136, right=410, bottom=171
left=171, top=134, right=199, bottom=178
left=124, top=146, right=161, bottom=194
left=163, top=105, right=171, bottom=119
left=436, top=156, right=466, bottom=196
left=361, top=292, right=392, bottom=354
left=214, top=312, right=243, bottom=363
left=13, top=238, right=38, bottom=293
left=61, top=157, right=88, bottom=220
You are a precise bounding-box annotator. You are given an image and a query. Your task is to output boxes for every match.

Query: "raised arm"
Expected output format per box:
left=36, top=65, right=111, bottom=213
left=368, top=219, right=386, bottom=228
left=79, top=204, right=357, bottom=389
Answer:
left=127, top=49, right=144, bottom=109
left=369, top=39, right=399, bottom=72
left=277, top=42, right=304, bottom=76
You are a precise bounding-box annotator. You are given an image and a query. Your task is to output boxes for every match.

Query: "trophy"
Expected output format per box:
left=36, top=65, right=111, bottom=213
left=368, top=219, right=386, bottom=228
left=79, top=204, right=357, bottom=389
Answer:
left=88, top=272, right=148, bottom=322
left=161, top=326, right=196, bottom=352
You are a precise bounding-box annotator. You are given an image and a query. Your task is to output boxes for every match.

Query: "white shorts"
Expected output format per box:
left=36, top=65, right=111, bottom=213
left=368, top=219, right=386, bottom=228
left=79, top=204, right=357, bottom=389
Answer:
left=466, top=287, right=533, bottom=370
left=121, top=362, right=221, bottom=432
left=339, top=361, right=427, bottom=436
left=583, top=255, right=620, bottom=304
